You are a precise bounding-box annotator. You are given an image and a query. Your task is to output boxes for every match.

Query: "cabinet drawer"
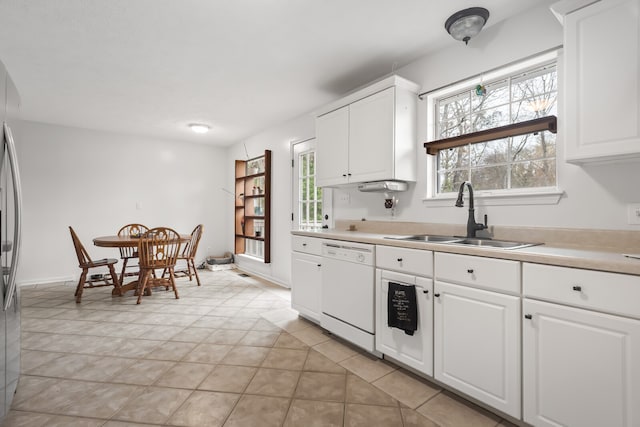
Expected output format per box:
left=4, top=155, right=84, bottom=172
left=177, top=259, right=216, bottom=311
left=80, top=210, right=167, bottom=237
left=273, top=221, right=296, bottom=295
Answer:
left=435, top=252, right=520, bottom=294
left=376, top=245, right=433, bottom=277
left=292, top=235, right=323, bottom=256
left=523, top=263, right=640, bottom=319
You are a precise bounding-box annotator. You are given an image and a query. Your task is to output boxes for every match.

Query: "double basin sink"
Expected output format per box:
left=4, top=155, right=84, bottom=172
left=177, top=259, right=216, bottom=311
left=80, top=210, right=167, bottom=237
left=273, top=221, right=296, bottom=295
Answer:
left=385, top=234, right=540, bottom=250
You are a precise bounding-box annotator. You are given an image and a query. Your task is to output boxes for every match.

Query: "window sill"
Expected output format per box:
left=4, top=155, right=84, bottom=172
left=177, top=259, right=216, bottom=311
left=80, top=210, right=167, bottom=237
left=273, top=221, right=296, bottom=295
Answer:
left=422, top=189, right=564, bottom=207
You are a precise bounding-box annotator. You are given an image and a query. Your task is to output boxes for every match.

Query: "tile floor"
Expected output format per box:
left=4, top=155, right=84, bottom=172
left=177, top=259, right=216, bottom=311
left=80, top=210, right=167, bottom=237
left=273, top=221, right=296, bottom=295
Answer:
left=3, top=269, right=517, bottom=427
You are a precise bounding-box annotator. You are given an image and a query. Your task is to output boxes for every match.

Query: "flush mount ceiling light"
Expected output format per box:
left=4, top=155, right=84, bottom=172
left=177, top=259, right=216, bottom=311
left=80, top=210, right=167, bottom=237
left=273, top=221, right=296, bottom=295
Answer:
left=189, top=123, right=210, bottom=134
left=445, top=7, right=490, bottom=45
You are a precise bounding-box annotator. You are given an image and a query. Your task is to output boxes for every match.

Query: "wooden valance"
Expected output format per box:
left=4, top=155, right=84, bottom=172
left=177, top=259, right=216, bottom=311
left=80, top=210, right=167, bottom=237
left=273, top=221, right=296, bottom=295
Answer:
left=424, top=116, right=557, bottom=155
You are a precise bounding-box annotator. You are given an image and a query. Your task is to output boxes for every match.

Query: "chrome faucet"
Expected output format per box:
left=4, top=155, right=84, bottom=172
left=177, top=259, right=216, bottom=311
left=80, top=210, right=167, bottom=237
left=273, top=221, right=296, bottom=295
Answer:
left=455, top=181, right=488, bottom=238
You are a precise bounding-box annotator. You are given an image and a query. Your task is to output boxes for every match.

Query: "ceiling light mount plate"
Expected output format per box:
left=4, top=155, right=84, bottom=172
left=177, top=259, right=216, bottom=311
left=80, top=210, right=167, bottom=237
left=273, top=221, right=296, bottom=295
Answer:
left=445, top=7, right=490, bottom=45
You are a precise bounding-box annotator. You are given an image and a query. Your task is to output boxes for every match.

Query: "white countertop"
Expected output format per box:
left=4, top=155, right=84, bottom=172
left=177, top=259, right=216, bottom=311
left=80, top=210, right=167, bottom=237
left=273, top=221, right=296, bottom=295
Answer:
left=291, top=229, right=640, bottom=276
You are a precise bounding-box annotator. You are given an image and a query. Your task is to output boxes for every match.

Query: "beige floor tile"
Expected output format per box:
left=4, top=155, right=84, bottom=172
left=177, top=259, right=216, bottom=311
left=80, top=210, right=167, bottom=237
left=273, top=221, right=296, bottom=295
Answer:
left=400, top=408, right=440, bottom=427
left=303, top=349, right=347, bottom=374
left=238, top=330, right=280, bottom=347
left=110, top=359, right=175, bottom=385
left=169, top=326, right=214, bottom=343
left=221, top=345, right=270, bottom=367
left=313, top=339, right=360, bottom=363
left=25, top=353, right=96, bottom=378
left=346, top=374, right=398, bottom=407
left=244, top=368, right=300, bottom=397
left=273, top=332, right=309, bottom=350
left=168, top=390, right=240, bottom=427
left=291, top=326, right=332, bottom=346
left=344, top=403, right=404, bottom=427
left=154, top=361, right=214, bottom=389
left=198, top=365, right=257, bottom=393
left=113, top=386, right=192, bottom=424
left=251, top=318, right=282, bottom=332
left=283, top=399, right=344, bottom=427
left=340, top=353, right=397, bottom=382
left=70, top=355, right=131, bottom=382
left=102, top=421, right=161, bottom=426
left=219, top=317, right=257, bottom=330
left=190, top=315, right=230, bottom=328
left=145, top=340, right=197, bottom=361
left=39, top=415, right=108, bottom=426
left=416, top=391, right=501, bottom=427
left=294, top=371, right=346, bottom=402
left=20, top=350, right=64, bottom=373
left=1, top=410, right=53, bottom=427
left=204, top=329, right=247, bottom=345
left=373, top=370, right=440, bottom=409
left=223, top=394, right=290, bottom=427
left=10, top=376, right=59, bottom=408
left=261, top=347, right=308, bottom=370
left=182, top=343, right=233, bottom=364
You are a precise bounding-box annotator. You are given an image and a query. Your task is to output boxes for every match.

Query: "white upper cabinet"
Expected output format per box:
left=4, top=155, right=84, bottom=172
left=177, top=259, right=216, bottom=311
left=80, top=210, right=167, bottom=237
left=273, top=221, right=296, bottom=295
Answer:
left=315, top=75, right=419, bottom=186
left=555, top=0, right=640, bottom=162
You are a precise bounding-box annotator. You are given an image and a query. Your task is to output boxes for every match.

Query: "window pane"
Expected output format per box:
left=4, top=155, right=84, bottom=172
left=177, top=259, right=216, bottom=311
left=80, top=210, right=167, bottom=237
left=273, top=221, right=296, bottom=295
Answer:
left=301, top=179, right=308, bottom=201
left=511, top=159, right=556, bottom=189
left=309, top=153, right=315, bottom=174
left=470, top=139, right=508, bottom=167
left=301, top=154, right=308, bottom=177
left=471, top=80, right=509, bottom=110
left=472, top=104, right=510, bottom=131
left=511, top=132, right=556, bottom=162
left=438, top=96, right=471, bottom=138
left=470, top=165, right=508, bottom=191
left=438, top=146, right=470, bottom=170
left=438, top=169, right=467, bottom=193
left=301, top=202, right=308, bottom=222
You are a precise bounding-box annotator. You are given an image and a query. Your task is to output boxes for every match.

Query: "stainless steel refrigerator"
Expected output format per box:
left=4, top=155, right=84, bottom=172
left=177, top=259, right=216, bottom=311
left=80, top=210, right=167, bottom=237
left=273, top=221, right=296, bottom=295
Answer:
left=0, top=60, right=21, bottom=421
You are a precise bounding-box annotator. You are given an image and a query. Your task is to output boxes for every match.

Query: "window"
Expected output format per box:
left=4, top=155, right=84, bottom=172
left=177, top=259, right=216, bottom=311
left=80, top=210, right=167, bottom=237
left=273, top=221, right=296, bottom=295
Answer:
left=430, top=53, right=558, bottom=195
left=293, top=140, right=323, bottom=229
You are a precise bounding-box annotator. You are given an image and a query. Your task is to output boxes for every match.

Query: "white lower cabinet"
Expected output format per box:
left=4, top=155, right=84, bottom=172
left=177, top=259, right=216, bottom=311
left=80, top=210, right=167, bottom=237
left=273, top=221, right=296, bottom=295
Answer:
left=522, top=261, right=640, bottom=427
left=523, top=299, right=640, bottom=427
left=291, top=236, right=322, bottom=322
left=376, top=269, right=433, bottom=375
left=434, top=281, right=521, bottom=418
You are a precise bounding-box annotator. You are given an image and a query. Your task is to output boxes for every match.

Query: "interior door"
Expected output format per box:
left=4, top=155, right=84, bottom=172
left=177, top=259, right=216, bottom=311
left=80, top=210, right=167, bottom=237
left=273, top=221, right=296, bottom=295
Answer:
left=291, top=138, right=331, bottom=229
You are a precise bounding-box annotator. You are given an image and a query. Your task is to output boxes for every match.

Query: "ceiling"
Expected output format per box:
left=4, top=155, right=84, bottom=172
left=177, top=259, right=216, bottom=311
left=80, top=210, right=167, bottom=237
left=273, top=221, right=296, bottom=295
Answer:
left=0, top=0, right=550, bottom=146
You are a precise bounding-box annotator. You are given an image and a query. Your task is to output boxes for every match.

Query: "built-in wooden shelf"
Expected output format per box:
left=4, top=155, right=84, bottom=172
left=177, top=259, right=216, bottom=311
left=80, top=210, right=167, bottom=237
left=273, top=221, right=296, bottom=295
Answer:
left=234, top=150, right=271, bottom=263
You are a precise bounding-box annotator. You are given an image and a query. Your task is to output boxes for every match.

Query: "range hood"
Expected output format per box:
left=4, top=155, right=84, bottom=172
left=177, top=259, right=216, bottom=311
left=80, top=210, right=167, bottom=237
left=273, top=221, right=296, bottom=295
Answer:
left=357, top=181, right=408, bottom=193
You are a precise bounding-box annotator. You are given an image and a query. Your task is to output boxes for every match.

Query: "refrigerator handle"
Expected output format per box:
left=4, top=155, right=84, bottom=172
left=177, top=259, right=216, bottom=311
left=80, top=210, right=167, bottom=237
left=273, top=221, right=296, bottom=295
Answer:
left=4, top=122, right=22, bottom=311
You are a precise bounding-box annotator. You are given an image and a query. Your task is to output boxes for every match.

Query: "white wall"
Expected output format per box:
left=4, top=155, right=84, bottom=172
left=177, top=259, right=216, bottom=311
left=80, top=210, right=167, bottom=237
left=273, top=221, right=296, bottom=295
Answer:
left=12, top=120, right=228, bottom=285
left=225, top=115, right=314, bottom=287
left=329, top=4, right=640, bottom=231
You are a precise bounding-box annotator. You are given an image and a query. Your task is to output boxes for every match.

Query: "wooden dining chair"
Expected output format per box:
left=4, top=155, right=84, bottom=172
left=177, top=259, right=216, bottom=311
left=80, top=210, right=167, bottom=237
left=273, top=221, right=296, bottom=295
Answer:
left=174, top=224, right=203, bottom=286
left=136, top=227, right=181, bottom=304
left=69, top=226, right=121, bottom=303
left=117, top=223, right=150, bottom=284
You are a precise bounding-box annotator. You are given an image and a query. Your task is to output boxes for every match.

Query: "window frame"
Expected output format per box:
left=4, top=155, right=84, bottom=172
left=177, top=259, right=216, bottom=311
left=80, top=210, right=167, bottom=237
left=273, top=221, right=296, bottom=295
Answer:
left=423, top=49, right=563, bottom=206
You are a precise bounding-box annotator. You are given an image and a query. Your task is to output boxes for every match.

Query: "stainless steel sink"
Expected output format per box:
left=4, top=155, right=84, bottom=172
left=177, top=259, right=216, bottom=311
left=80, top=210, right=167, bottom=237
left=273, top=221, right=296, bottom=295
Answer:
left=446, top=238, right=540, bottom=250
left=384, top=235, right=461, bottom=243
left=384, top=235, right=540, bottom=250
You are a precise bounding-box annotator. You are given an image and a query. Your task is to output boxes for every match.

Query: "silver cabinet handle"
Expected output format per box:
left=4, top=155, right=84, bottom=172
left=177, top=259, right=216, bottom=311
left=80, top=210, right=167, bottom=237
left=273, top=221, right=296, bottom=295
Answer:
left=4, top=123, right=23, bottom=311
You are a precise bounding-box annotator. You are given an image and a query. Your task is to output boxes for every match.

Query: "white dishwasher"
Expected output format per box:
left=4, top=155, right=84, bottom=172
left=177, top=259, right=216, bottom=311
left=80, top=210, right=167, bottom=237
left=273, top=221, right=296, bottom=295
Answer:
left=321, top=240, right=378, bottom=353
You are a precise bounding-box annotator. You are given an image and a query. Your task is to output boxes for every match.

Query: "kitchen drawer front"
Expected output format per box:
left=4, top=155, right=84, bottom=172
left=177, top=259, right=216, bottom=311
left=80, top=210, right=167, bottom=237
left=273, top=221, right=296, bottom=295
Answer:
left=523, top=263, right=640, bottom=319
left=292, top=235, right=323, bottom=256
left=376, top=245, right=433, bottom=277
left=435, top=252, right=521, bottom=294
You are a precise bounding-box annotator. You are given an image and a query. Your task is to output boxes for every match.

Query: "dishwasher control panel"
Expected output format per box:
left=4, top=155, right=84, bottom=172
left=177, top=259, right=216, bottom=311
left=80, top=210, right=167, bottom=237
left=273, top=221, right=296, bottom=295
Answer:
left=322, top=241, right=374, bottom=265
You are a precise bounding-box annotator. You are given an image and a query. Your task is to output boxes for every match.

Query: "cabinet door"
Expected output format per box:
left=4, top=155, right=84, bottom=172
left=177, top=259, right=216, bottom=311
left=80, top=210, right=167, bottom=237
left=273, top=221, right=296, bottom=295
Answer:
left=564, top=0, right=640, bottom=162
left=316, top=106, right=349, bottom=186
left=523, top=299, right=640, bottom=427
left=376, top=271, right=433, bottom=375
left=348, top=87, right=395, bottom=182
left=434, top=281, right=521, bottom=418
left=291, top=252, right=322, bottom=322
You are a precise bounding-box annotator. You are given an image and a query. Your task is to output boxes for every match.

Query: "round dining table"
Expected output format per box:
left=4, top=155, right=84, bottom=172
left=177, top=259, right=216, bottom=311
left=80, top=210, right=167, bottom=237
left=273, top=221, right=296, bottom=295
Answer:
left=93, top=234, right=190, bottom=295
